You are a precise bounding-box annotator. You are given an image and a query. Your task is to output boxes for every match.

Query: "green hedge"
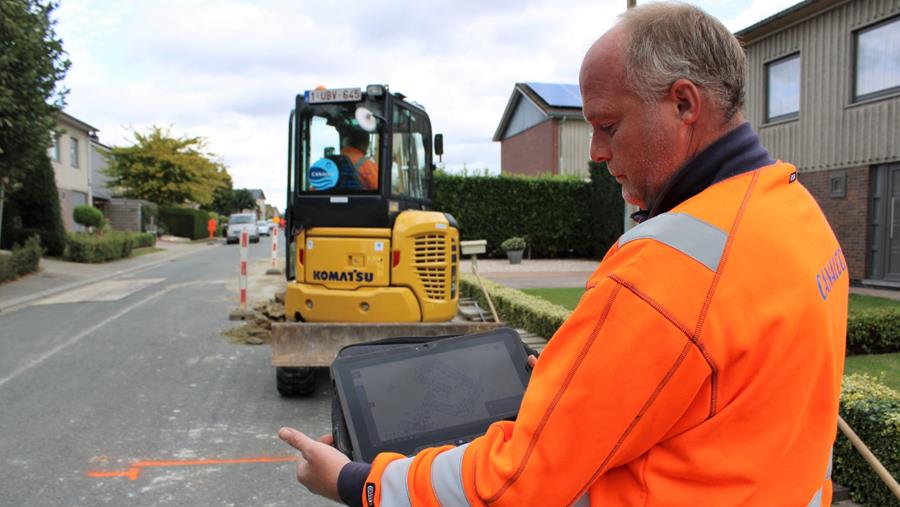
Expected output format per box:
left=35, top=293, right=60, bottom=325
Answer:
left=847, top=308, right=900, bottom=355
left=433, top=164, right=622, bottom=258
left=131, top=232, right=156, bottom=248
left=460, top=274, right=570, bottom=339
left=63, top=231, right=134, bottom=263
left=159, top=205, right=207, bottom=240
left=0, top=235, right=43, bottom=282
left=834, top=374, right=900, bottom=506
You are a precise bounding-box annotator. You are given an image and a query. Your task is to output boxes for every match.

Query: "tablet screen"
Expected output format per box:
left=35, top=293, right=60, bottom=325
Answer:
left=333, top=330, right=530, bottom=462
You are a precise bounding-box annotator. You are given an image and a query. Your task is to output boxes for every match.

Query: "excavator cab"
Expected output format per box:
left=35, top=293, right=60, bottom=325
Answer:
left=284, top=85, right=459, bottom=323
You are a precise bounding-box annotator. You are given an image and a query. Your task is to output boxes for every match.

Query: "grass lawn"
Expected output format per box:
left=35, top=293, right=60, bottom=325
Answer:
left=520, top=288, right=584, bottom=311
left=849, top=293, right=900, bottom=310
left=133, top=246, right=165, bottom=257
left=844, top=353, right=900, bottom=391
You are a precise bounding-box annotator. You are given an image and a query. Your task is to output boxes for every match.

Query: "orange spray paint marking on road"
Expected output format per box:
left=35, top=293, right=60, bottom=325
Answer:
left=86, top=455, right=298, bottom=481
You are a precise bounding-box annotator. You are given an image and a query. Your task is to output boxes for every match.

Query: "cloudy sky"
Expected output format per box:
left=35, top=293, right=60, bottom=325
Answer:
left=55, top=0, right=801, bottom=211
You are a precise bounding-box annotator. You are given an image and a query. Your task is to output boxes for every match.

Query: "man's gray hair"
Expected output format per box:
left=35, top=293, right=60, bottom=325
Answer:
left=620, top=2, right=746, bottom=119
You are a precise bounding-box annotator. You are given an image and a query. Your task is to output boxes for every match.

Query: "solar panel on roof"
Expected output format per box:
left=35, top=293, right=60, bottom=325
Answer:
left=525, top=82, right=582, bottom=108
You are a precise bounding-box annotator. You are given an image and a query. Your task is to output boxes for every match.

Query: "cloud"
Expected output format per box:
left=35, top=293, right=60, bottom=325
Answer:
left=54, top=0, right=794, bottom=210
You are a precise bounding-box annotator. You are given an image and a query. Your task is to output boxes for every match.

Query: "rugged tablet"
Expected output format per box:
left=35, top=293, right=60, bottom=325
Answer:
left=330, top=328, right=531, bottom=463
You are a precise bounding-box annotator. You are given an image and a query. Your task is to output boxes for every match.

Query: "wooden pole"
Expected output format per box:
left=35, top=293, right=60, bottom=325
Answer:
left=627, top=0, right=636, bottom=8
left=470, top=257, right=500, bottom=323
left=837, top=416, right=900, bottom=500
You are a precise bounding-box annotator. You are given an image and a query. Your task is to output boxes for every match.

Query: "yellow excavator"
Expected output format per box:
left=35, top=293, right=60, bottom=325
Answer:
left=276, top=85, right=495, bottom=395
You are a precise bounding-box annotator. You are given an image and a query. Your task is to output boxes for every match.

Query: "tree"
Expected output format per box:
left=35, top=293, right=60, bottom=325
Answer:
left=233, top=188, right=257, bottom=213
left=0, top=0, right=70, bottom=184
left=210, top=186, right=257, bottom=216
left=105, top=126, right=231, bottom=206
left=1, top=154, right=67, bottom=255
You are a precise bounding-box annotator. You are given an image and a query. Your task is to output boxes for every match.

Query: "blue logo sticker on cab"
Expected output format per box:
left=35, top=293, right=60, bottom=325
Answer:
left=309, top=158, right=338, bottom=190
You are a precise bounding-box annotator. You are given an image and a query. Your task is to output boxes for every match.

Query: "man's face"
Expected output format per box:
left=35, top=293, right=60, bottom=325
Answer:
left=579, top=28, right=687, bottom=210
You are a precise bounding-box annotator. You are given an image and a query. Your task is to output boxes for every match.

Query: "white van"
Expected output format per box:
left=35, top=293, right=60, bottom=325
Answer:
left=226, top=213, right=260, bottom=244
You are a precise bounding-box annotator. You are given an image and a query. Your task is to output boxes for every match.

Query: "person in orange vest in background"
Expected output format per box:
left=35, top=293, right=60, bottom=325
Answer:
left=278, top=3, right=848, bottom=506
left=340, top=127, right=378, bottom=191
left=207, top=217, right=217, bottom=240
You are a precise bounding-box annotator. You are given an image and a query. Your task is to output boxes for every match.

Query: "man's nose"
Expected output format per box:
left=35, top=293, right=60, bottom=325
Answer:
left=590, top=134, right=610, bottom=162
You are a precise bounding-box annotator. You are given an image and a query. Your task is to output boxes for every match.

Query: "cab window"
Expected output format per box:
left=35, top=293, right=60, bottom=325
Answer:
left=391, top=107, right=430, bottom=200
left=299, top=103, right=381, bottom=194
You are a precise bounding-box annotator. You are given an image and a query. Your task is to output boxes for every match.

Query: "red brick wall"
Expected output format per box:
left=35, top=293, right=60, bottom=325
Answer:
left=500, top=119, right=558, bottom=176
left=798, top=166, right=869, bottom=281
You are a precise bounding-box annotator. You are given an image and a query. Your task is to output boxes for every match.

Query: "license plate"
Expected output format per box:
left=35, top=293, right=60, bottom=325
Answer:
left=306, top=88, right=362, bottom=103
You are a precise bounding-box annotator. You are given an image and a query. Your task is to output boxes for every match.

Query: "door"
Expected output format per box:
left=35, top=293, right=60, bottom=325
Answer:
left=886, top=166, right=900, bottom=280
left=871, top=164, right=900, bottom=281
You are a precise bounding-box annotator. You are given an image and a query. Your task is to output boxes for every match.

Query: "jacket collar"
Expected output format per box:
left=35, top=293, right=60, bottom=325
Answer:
left=631, top=122, right=774, bottom=223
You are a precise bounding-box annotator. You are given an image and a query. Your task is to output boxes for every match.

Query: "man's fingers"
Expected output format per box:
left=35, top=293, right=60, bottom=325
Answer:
left=318, top=433, right=334, bottom=446
left=527, top=355, right=537, bottom=369
left=279, top=427, right=313, bottom=452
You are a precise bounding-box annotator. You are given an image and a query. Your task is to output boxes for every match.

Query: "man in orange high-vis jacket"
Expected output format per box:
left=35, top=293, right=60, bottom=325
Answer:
left=278, top=3, right=847, bottom=505
left=341, top=127, right=378, bottom=191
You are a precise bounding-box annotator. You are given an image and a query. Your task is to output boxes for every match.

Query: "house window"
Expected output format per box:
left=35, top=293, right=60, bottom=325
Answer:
left=70, top=136, right=79, bottom=168
left=855, top=16, right=900, bottom=102
left=830, top=173, right=847, bottom=198
left=766, top=53, right=801, bottom=122
left=48, top=135, right=60, bottom=161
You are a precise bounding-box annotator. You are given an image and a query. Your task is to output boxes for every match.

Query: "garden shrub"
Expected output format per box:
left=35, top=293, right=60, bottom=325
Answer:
left=63, top=231, right=134, bottom=263
left=0, top=235, right=43, bottom=282
left=833, top=374, right=900, bottom=506
left=131, top=232, right=156, bottom=248
left=73, top=205, right=105, bottom=229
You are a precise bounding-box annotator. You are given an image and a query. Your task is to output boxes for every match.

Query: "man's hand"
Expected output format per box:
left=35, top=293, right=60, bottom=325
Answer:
left=278, top=427, right=349, bottom=503
left=527, top=355, right=538, bottom=369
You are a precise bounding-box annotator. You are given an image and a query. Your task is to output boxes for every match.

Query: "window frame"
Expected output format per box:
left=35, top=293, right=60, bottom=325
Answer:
left=48, top=134, right=60, bottom=162
left=70, top=136, right=80, bottom=168
left=853, top=14, right=900, bottom=103
left=764, top=52, right=802, bottom=123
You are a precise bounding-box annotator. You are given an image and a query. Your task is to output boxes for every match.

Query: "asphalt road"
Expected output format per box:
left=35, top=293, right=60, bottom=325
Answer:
left=0, top=240, right=337, bottom=506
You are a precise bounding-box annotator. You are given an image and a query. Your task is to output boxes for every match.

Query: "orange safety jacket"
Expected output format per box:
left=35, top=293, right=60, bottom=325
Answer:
left=362, top=164, right=847, bottom=506
left=342, top=146, right=379, bottom=190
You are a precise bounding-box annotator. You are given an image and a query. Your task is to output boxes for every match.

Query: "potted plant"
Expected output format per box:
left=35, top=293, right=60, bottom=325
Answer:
left=501, top=236, right=527, bottom=264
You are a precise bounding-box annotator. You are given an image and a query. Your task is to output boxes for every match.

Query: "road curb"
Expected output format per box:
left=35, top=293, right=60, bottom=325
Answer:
left=0, top=244, right=216, bottom=313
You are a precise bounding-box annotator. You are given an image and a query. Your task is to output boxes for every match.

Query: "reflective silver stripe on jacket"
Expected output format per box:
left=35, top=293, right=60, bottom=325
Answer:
left=380, top=457, right=414, bottom=507
left=618, top=212, right=728, bottom=272
left=807, top=448, right=834, bottom=507
left=431, top=443, right=471, bottom=506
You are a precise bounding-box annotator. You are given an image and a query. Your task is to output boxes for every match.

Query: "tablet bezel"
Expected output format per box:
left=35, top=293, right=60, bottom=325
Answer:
left=331, top=328, right=531, bottom=463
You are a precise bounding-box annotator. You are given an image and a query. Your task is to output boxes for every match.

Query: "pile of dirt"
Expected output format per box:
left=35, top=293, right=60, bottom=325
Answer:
left=223, top=291, right=286, bottom=345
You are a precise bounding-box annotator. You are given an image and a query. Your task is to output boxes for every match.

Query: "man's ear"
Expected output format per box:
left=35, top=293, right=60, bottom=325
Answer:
left=668, top=79, right=701, bottom=125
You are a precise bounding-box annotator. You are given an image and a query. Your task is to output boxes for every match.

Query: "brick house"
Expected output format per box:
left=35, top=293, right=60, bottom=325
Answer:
left=737, top=0, right=900, bottom=284
left=493, top=82, right=592, bottom=177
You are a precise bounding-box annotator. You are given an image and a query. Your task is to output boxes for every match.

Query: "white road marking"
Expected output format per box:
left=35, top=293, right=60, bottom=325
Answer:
left=34, top=278, right=165, bottom=305
left=0, top=279, right=225, bottom=389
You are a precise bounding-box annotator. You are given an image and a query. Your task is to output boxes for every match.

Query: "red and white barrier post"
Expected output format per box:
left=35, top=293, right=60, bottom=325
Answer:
left=229, top=229, right=254, bottom=320
left=239, top=229, right=249, bottom=309
left=266, top=223, right=281, bottom=275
